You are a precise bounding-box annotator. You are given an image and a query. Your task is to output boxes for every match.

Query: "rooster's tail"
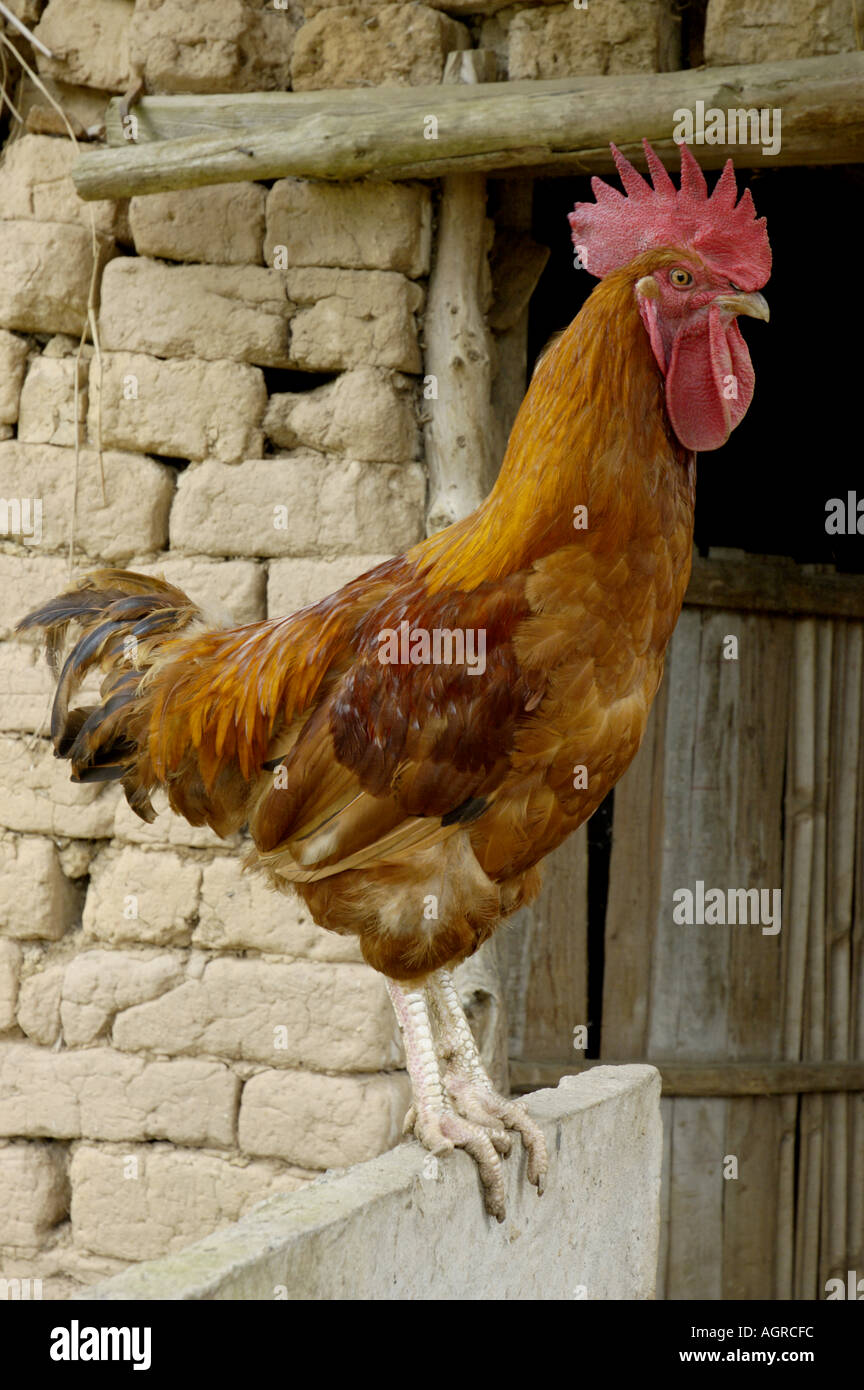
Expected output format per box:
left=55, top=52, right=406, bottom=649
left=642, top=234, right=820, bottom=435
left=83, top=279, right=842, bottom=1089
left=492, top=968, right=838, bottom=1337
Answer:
left=17, top=569, right=216, bottom=823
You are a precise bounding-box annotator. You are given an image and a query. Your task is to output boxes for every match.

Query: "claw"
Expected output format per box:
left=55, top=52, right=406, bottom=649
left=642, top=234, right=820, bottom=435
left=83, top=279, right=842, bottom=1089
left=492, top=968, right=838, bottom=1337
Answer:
left=442, top=1077, right=549, bottom=1202
left=413, top=1107, right=507, bottom=1221
left=496, top=1099, right=549, bottom=1192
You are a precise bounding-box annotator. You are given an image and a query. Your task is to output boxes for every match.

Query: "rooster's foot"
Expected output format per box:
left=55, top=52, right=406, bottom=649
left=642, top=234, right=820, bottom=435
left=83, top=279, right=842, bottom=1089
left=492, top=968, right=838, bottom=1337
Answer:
left=386, top=968, right=548, bottom=1221
left=429, top=968, right=547, bottom=1197
left=403, top=1102, right=511, bottom=1221
left=441, top=1073, right=547, bottom=1196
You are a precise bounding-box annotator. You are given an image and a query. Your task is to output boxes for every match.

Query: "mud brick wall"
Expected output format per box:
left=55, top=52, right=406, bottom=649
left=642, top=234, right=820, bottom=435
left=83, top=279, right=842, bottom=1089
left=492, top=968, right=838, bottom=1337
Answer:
left=0, top=0, right=858, bottom=1299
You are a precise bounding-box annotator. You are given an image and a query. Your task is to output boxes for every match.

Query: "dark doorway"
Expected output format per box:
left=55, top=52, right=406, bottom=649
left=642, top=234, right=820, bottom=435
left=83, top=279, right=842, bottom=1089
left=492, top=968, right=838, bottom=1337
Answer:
left=526, top=163, right=864, bottom=573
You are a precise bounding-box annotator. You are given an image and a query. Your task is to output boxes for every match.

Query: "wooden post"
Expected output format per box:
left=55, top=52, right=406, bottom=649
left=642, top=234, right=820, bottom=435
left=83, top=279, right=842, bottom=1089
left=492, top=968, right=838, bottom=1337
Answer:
left=433, top=50, right=511, bottom=1086
left=423, top=50, right=497, bottom=534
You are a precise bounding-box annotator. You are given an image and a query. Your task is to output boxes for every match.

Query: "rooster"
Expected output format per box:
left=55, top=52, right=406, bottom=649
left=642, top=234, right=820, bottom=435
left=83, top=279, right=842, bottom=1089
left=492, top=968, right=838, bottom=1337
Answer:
left=19, top=141, right=770, bottom=1220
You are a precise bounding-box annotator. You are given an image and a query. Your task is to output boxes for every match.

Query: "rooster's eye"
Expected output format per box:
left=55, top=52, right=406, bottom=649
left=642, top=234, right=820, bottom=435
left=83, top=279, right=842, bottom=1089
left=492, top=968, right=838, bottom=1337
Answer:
left=669, top=268, right=693, bottom=288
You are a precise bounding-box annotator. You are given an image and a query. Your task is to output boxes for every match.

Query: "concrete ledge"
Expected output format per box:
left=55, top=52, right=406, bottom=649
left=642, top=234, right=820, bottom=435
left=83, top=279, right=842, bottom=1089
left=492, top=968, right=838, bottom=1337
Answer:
left=83, top=1065, right=662, bottom=1301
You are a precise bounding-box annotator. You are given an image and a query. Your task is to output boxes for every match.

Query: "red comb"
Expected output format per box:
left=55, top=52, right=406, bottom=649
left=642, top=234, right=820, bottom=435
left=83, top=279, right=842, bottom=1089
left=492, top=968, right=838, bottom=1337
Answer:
left=569, top=139, right=771, bottom=291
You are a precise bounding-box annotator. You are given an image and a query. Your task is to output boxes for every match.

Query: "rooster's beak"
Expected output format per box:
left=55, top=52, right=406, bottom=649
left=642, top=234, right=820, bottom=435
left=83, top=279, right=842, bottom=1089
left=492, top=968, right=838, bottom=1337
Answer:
left=714, top=291, right=770, bottom=323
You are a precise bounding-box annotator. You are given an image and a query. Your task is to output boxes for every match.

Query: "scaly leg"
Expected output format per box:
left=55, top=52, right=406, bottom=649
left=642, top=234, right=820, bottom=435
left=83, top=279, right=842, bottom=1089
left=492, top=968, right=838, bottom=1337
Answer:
left=429, top=970, right=548, bottom=1195
left=385, top=970, right=547, bottom=1220
left=385, top=977, right=509, bottom=1218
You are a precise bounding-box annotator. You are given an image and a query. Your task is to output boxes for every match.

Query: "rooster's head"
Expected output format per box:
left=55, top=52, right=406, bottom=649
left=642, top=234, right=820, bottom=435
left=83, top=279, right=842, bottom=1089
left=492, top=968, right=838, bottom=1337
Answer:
left=568, top=139, right=771, bottom=452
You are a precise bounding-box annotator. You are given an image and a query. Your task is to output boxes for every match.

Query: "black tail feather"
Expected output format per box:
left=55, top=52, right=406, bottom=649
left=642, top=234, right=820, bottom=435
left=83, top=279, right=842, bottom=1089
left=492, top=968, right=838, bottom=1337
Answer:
left=19, top=569, right=203, bottom=821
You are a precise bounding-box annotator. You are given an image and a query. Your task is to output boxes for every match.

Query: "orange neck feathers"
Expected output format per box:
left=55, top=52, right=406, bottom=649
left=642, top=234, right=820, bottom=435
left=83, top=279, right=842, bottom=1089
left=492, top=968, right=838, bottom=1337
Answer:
left=415, top=258, right=692, bottom=596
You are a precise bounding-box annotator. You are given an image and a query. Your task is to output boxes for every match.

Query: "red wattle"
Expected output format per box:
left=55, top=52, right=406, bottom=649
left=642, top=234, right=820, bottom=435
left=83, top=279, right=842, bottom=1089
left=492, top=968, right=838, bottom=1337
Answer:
left=665, top=307, right=755, bottom=452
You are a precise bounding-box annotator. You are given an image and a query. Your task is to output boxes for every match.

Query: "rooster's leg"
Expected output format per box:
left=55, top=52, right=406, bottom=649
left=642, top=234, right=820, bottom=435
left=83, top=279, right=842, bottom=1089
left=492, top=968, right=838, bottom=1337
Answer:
left=385, top=976, right=511, bottom=1220
left=385, top=971, right=548, bottom=1220
left=428, top=969, right=548, bottom=1198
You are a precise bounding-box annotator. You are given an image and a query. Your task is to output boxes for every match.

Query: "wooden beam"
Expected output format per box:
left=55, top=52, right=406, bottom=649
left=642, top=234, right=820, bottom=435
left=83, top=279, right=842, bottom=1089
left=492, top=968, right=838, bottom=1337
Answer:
left=510, top=1059, right=864, bottom=1096
left=76, top=53, right=864, bottom=199
left=685, top=555, right=864, bottom=620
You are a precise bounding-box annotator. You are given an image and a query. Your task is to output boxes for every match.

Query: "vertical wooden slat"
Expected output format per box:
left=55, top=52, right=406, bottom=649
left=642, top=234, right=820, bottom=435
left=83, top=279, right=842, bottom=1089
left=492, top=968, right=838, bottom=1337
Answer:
left=667, top=1097, right=726, bottom=1300
left=652, top=610, right=735, bottom=1298
left=501, top=827, right=588, bottom=1061
left=722, top=1097, right=781, bottom=1299
left=723, top=613, right=791, bottom=1299
left=782, top=621, right=817, bottom=1064
left=847, top=625, right=864, bottom=1276
left=794, top=620, right=832, bottom=1299
left=644, top=609, right=705, bottom=1059
left=725, top=614, right=790, bottom=1061
left=823, top=623, right=861, bottom=1290
left=775, top=607, right=821, bottom=1301
left=776, top=621, right=815, bottom=1297
left=602, top=678, right=669, bottom=1057
left=775, top=1094, right=799, bottom=1299
left=657, top=1095, right=674, bottom=1297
